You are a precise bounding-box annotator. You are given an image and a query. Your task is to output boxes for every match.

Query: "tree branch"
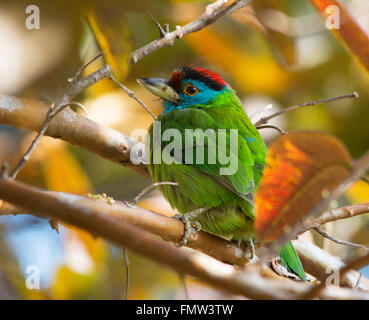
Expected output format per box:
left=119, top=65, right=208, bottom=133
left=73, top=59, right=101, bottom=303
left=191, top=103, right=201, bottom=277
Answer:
left=0, top=176, right=368, bottom=299
left=301, top=249, right=369, bottom=299
left=0, top=189, right=249, bottom=266
left=2, top=181, right=369, bottom=296
left=0, top=94, right=148, bottom=177
left=10, top=64, right=113, bottom=178
left=254, top=92, right=359, bottom=127
left=0, top=176, right=291, bottom=299
left=130, top=0, right=249, bottom=64
left=312, top=226, right=369, bottom=251
left=308, top=202, right=369, bottom=226
left=294, top=239, right=369, bottom=291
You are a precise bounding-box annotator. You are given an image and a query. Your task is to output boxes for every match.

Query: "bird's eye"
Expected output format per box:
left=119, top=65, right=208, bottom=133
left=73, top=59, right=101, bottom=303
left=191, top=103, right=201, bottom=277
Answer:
left=183, top=83, right=199, bottom=96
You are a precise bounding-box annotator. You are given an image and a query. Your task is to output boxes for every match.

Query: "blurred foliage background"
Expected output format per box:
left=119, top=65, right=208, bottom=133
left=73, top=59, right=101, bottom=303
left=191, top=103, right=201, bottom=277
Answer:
left=0, top=0, right=368, bottom=299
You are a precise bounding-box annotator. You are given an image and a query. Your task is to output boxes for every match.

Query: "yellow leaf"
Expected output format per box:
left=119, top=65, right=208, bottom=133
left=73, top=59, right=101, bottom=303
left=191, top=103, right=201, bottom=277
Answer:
left=185, top=28, right=291, bottom=94
left=87, top=3, right=133, bottom=81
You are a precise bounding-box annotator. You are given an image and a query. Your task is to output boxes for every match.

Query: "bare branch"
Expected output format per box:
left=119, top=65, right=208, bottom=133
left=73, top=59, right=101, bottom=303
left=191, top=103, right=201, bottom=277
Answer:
left=60, top=64, right=112, bottom=105
left=131, top=0, right=249, bottom=64
left=0, top=176, right=291, bottom=299
left=308, top=202, right=369, bottom=225
left=0, top=177, right=368, bottom=299
left=146, top=10, right=167, bottom=38
left=0, top=94, right=148, bottom=177
left=294, top=202, right=369, bottom=238
left=256, top=124, right=285, bottom=135
left=123, top=249, right=130, bottom=300
left=179, top=274, right=190, bottom=300
left=294, top=239, right=369, bottom=291
left=131, top=182, right=178, bottom=204
left=0, top=189, right=249, bottom=266
left=301, top=251, right=369, bottom=299
left=69, top=101, right=90, bottom=119
left=109, top=75, right=156, bottom=119
left=254, top=92, right=359, bottom=127
left=9, top=102, right=80, bottom=178
left=9, top=63, right=112, bottom=178
left=71, top=52, right=104, bottom=83
left=313, top=226, right=369, bottom=251
left=355, top=273, right=362, bottom=292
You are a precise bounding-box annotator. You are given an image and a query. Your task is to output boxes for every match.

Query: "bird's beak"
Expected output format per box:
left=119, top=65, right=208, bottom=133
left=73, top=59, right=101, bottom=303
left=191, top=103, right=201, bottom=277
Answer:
left=137, top=78, right=180, bottom=104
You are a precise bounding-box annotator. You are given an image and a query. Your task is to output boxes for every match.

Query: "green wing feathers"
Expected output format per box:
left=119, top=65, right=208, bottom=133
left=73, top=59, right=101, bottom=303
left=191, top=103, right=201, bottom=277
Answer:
left=156, top=108, right=257, bottom=201
left=279, top=241, right=306, bottom=280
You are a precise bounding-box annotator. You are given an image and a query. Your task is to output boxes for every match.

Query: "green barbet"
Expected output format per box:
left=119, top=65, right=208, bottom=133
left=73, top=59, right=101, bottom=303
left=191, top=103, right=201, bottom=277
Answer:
left=138, top=66, right=305, bottom=279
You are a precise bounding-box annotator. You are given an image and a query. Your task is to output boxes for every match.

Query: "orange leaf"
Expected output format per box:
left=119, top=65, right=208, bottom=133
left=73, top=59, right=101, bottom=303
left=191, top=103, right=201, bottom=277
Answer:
left=255, top=131, right=352, bottom=242
left=310, top=0, right=369, bottom=73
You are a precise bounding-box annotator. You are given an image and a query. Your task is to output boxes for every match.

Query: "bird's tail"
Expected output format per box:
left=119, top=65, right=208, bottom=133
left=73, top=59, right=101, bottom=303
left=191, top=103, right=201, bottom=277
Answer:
left=279, top=241, right=306, bottom=280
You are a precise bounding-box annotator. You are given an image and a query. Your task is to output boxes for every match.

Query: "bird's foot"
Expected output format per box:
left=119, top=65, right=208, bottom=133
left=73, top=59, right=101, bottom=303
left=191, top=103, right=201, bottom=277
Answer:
left=173, top=208, right=207, bottom=246
left=244, top=238, right=255, bottom=260
left=233, top=238, right=255, bottom=260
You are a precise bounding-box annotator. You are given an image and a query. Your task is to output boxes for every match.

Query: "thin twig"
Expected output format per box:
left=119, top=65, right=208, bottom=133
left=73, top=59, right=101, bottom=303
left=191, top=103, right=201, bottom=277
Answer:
left=10, top=102, right=55, bottom=178
left=307, top=202, right=369, bottom=226
left=254, top=92, right=359, bottom=127
left=60, top=64, right=112, bottom=105
left=123, top=248, right=130, bottom=300
left=131, top=0, right=249, bottom=64
left=70, top=52, right=104, bottom=83
left=179, top=273, right=190, bottom=300
left=10, top=100, right=90, bottom=179
left=132, top=182, right=178, bottom=204
left=146, top=10, right=167, bottom=38
left=109, top=75, right=157, bottom=119
left=354, top=273, right=362, bottom=292
left=69, top=101, right=90, bottom=119
left=313, top=226, right=369, bottom=251
left=256, top=125, right=285, bottom=135
left=295, top=202, right=369, bottom=237
left=9, top=62, right=112, bottom=179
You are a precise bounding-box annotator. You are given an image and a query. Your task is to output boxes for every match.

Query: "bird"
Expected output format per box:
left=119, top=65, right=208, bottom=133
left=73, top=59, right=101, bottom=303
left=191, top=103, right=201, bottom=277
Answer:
left=137, top=65, right=305, bottom=280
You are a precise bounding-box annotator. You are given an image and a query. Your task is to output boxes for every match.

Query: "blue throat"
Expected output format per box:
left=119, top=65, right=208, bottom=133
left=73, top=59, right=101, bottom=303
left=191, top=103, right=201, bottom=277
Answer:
left=161, top=79, right=230, bottom=115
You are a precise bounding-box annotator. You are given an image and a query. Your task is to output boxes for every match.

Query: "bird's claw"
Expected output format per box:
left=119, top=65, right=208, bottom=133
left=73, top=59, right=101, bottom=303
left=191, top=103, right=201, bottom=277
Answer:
left=233, top=238, right=255, bottom=260
left=192, top=221, right=202, bottom=232
left=244, top=239, right=255, bottom=260
left=173, top=213, right=202, bottom=246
